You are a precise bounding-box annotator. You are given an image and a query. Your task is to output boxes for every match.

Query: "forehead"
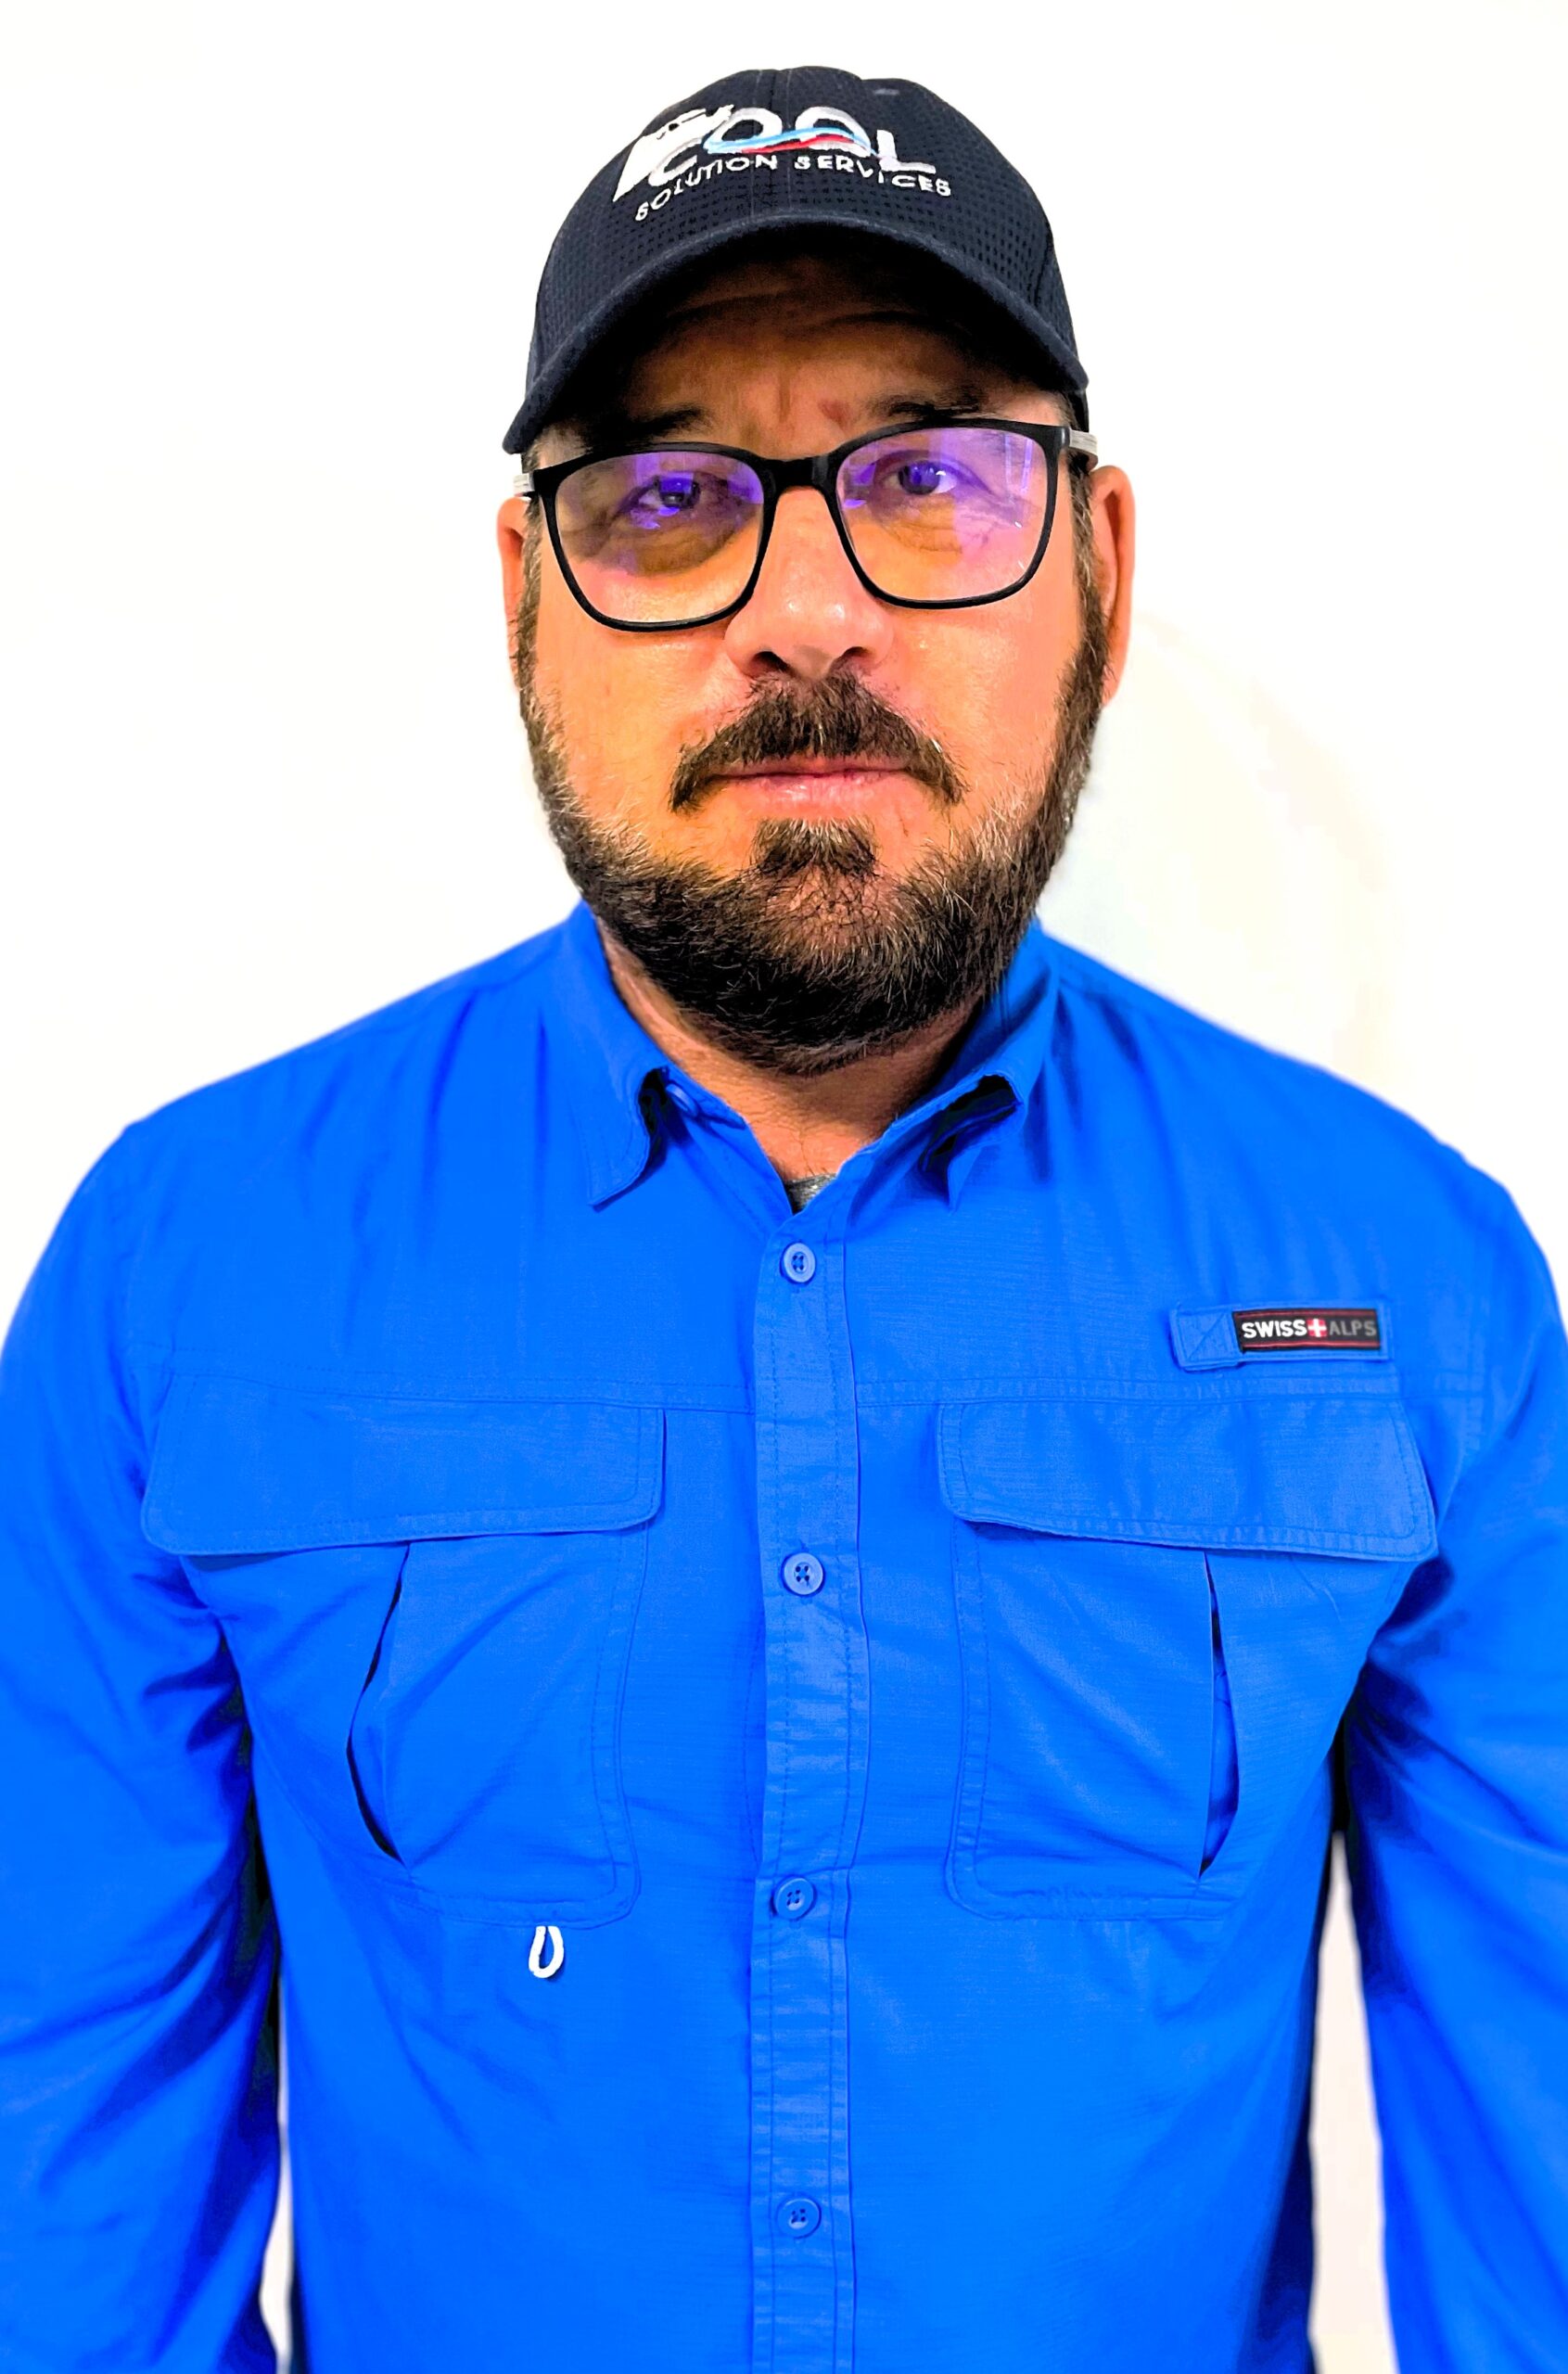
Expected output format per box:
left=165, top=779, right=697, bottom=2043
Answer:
left=539, top=240, right=1063, bottom=459
left=633, top=247, right=972, bottom=383
left=662, top=244, right=940, bottom=326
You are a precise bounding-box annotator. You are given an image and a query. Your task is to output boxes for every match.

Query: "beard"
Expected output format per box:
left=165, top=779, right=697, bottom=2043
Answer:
left=516, top=553, right=1107, bottom=1079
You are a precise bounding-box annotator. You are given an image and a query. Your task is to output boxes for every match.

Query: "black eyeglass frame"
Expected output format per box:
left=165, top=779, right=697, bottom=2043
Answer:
left=513, top=415, right=1099, bottom=632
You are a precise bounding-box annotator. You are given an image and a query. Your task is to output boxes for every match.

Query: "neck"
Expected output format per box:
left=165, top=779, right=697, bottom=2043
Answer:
left=597, top=926, right=978, bottom=1185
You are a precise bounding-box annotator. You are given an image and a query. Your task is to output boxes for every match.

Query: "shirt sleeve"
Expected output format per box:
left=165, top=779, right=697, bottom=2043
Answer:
left=0, top=1141, right=280, bottom=2373
left=1344, top=1180, right=1568, bottom=2368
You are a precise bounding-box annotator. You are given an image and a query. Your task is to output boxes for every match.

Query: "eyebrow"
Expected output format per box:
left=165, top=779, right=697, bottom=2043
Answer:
left=561, top=403, right=708, bottom=456
left=563, top=384, right=996, bottom=458
left=873, top=386, right=991, bottom=423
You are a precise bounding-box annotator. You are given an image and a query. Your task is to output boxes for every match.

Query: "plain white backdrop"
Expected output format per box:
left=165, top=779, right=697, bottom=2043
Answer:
left=3, top=5, right=1564, bottom=2366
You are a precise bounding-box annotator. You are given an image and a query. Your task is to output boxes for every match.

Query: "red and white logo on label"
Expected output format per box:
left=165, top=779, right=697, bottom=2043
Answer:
left=1231, top=1307, right=1383, bottom=1354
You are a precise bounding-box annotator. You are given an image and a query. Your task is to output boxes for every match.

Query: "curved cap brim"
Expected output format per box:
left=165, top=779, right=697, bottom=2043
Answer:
left=502, top=210, right=1089, bottom=453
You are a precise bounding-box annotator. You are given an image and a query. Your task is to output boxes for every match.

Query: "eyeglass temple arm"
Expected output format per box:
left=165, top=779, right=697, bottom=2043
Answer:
left=510, top=428, right=1098, bottom=498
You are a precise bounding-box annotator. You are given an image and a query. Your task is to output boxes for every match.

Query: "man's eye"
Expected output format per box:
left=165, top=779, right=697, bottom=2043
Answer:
left=853, top=452, right=982, bottom=505
left=623, top=475, right=705, bottom=524
left=895, top=459, right=956, bottom=497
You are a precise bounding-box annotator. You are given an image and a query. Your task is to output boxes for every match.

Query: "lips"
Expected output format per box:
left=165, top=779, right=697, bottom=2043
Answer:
left=721, top=758, right=907, bottom=778
left=713, top=760, right=922, bottom=808
left=719, top=762, right=912, bottom=796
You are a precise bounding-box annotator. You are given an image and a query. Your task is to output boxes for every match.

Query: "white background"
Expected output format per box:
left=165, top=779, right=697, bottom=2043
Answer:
left=3, top=5, right=1564, bottom=2367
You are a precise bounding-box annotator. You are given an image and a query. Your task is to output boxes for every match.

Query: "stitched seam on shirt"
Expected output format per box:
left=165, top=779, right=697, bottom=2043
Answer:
left=763, top=1262, right=787, bottom=2355
left=828, top=1239, right=863, bottom=1884
left=128, top=1354, right=754, bottom=1411
left=946, top=1889, right=1228, bottom=1920
left=102, top=1137, right=155, bottom=1463
left=585, top=1522, right=641, bottom=1893
left=950, top=1513, right=1421, bottom=1558
left=764, top=1261, right=787, bottom=2355
left=857, top=1376, right=1410, bottom=1405
left=971, top=1522, right=1001, bottom=1886
left=767, top=1290, right=794, bottom=1887
left=951, top=1419, right=1001, bottom=1891
left=1186, top=1309, right=1236, bottom=1362
left=824, top=1244, right=859, bottom=2365
left=134, top=1354, right=1451, bottom=1410
left=1461, top=1193, right=1502, bottom=1470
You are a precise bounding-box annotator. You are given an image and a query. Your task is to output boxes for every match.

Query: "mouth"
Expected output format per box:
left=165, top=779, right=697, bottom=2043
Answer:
left=707, top=758, right=921, bottom=810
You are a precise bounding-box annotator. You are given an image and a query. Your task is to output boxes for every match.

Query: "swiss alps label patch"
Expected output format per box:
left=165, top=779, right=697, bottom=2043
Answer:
left=1231, top=1307, right=1383, bottom=1354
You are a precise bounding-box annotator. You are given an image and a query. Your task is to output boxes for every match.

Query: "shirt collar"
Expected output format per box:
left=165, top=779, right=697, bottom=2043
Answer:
left=551, top=902, right=681, bottom=1206
left=547, top=900, right=1059, bottom=1210
left=876, top=919, right=1060, bottom=1206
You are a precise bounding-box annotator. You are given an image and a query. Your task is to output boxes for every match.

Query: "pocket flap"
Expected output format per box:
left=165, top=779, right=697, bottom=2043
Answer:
left=143, top=1375, right=664, bottom=1554
left=937, top=1393, right=1435, bottom=1562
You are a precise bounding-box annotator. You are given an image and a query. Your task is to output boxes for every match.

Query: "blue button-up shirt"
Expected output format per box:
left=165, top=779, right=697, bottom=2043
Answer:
left=3, top=901, right=1566, bottom=2372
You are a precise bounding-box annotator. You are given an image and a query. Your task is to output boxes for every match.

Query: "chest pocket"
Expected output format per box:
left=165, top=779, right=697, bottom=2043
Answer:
left=937, top=1389, right=1436, bottom=1919
left=142, top=1376, right=663, bottom=1924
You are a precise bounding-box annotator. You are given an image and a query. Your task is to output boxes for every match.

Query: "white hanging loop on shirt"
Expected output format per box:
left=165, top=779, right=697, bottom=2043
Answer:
left=529, top=1922, right=566, bottom=1980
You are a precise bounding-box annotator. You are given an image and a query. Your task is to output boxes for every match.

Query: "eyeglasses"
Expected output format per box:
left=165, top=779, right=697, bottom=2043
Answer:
left=514, top=415, right=1098, bottom=632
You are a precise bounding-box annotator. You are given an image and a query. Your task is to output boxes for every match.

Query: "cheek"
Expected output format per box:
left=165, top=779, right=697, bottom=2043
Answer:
left=896, top=555, right=1080, bottom=783
left=534, top=577, right=714, bottom=823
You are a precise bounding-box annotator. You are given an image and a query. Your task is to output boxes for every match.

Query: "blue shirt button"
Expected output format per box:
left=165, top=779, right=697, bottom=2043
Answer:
left=778, top=2195, right=822, bottom=2236
left=771, top=1876, right=817, bottom=1920
left=781, top=1241, right=817, bottom=1283
left=781, top=1551, right=825, bottom=1596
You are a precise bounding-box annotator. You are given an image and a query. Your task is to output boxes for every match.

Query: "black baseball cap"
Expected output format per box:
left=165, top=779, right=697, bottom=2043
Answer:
left=502, top=65, right=1088, bottom=454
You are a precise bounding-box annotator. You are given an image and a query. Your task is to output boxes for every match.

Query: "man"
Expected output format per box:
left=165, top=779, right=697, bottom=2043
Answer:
left=2, top=61, right=1564, bottom=2374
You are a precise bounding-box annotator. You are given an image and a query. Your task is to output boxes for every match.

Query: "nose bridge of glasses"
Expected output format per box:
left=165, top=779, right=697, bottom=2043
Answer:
left=766, top=450, right=841, bottom=502
left=755, top=454, right=867, bottom=590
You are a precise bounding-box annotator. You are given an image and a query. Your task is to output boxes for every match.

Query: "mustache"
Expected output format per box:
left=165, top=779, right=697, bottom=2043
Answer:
left=669, top=676, right=967, bottom=812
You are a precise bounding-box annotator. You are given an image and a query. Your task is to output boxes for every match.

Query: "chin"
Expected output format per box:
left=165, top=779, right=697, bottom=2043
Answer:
left=752, top=862, right=892, bottom=922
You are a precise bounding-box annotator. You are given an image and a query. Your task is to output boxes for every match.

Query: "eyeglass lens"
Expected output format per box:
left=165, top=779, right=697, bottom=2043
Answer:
left=552, top=427, right=1054, bottom=624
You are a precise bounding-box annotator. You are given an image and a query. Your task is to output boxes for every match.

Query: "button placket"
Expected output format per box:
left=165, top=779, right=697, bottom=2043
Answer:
left=749, top=1229, right=869, bottom=2374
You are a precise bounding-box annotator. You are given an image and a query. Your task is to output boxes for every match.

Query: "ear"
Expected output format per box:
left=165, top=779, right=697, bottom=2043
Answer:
left=496, top=495, right=531, bottom=627
left=1086, top=466, right=1136, bottom=702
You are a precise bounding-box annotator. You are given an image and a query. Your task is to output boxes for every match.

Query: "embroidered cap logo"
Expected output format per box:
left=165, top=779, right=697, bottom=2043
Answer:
left=615, top=100, right=950, bottom=223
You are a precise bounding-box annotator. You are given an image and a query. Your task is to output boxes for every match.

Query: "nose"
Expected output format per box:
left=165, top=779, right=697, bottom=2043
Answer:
left=721, top=485, right=895, bottom=683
